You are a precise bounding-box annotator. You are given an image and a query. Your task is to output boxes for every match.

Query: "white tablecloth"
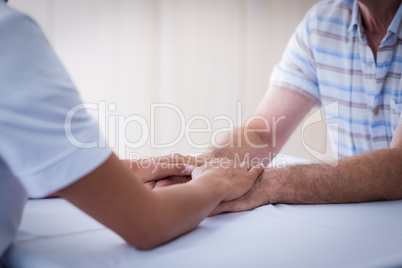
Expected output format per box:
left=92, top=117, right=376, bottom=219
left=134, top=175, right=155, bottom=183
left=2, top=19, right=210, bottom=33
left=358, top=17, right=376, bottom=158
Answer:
left=3, top=155, right=402, bottom=268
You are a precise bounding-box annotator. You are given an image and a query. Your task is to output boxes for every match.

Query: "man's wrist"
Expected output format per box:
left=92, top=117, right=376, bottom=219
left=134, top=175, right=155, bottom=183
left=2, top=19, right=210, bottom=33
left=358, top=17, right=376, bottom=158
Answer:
left=260, top=168, right=281, bottom=204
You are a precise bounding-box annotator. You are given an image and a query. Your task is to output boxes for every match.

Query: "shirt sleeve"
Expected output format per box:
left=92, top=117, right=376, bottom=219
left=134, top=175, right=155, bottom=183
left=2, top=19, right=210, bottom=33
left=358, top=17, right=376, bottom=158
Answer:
left=0, top=6, right=111, bottom=198
left=269, top=8, right=321, bottom=106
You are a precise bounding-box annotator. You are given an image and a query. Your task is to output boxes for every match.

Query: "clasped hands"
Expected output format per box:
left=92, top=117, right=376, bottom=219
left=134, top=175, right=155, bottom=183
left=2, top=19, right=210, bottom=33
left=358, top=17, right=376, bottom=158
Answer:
left=123, top=153, right=265, bottom=215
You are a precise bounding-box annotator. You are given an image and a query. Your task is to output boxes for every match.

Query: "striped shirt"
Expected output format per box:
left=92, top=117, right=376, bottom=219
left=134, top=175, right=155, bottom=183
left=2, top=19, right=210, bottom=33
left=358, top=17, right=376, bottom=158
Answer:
left=270, top=0, right=402, bottom=159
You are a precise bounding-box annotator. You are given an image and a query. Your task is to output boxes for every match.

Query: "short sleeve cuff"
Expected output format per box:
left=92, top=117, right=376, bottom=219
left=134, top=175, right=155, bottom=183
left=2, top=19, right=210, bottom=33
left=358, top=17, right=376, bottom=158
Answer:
left=18, top=146, right=112, bottom=198
left=269, top=66, right=322, bottom=106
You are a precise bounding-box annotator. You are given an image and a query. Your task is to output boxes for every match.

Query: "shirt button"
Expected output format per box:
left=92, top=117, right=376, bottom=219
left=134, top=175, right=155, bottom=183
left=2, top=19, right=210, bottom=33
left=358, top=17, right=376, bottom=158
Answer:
left=373, top=107, right=379, bottom=116
left=366, top=62, right=372, bottom=67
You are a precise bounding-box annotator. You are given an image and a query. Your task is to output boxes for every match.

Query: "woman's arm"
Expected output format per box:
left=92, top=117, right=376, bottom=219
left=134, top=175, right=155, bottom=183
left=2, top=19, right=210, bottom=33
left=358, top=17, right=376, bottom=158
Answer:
left=57, top=153, right=263, bottom=250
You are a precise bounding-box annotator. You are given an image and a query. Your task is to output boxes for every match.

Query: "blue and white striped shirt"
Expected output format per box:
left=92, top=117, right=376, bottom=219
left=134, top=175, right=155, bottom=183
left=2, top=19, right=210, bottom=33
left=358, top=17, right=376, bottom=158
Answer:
left=270, top=0, right=402, bottom=159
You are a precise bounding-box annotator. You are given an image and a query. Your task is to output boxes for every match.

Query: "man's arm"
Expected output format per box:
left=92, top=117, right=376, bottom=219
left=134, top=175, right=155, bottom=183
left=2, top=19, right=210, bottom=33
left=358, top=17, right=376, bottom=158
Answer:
left=211, top=125, right=402, bottom=214
left=204, top=85, right=315, bottom=165
left=57, top=153, right=263, bottom=250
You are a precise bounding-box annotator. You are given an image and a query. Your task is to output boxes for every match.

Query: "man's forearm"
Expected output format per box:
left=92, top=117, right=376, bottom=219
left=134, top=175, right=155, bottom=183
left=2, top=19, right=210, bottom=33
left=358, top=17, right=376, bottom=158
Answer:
left=264, top=148, right=402, bottom=204
left=205, top=87, right=315, bottom=165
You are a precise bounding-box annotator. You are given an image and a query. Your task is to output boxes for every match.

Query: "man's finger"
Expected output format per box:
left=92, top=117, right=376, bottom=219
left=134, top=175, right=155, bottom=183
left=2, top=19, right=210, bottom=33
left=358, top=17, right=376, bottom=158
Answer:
left=154, top=179, right=173, bottom=188
left=144, top=181, right=156, bottom=189
left=153, top=163, right=195, bottom=180
left=193, top=155, right=208, bottom=166
left=209, top=201, right=235, bottom=216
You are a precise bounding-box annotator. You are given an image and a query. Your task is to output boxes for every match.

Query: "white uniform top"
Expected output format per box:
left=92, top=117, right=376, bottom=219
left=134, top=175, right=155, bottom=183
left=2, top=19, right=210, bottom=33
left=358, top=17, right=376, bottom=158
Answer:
left=0, top=2, right=111, bottom=262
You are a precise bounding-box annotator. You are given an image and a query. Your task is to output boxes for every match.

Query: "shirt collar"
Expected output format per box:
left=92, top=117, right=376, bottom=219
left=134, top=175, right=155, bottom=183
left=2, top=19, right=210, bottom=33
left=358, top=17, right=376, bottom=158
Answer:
left=348, top=0, right=402, bottom=40
left=348, top=0, right=360, bottom=34
left=388, top=2, right=402, bottom=40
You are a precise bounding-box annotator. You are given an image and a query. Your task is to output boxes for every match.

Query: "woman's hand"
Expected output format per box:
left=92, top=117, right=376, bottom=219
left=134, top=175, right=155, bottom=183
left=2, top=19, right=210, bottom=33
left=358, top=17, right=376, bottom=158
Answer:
left=144, top=175, right=192, bottom=189
left=191, top=158, right=264, bottom=201
left=121, top=154, right=196, bottom=184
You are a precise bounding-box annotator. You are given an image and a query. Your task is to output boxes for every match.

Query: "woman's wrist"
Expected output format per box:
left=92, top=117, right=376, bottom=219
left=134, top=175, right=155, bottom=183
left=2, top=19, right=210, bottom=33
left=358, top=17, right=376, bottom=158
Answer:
left=191, top=173, right=232, bottom=201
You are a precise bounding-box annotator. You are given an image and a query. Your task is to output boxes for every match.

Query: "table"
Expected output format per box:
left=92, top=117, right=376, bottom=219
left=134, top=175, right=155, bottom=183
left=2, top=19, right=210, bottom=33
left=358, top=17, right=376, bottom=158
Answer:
left=3, top=155, right=402, bottom=268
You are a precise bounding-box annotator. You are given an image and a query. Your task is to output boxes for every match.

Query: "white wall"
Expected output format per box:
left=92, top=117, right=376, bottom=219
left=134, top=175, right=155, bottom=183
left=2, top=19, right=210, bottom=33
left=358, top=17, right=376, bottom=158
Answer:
left=9, top=0, right=333, bottom=160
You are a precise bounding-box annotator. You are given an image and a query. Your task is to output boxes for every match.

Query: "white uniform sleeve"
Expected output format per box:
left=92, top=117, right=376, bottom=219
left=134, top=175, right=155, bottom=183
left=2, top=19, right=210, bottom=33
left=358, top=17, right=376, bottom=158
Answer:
left=0, top=6, right=111, bottom=198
